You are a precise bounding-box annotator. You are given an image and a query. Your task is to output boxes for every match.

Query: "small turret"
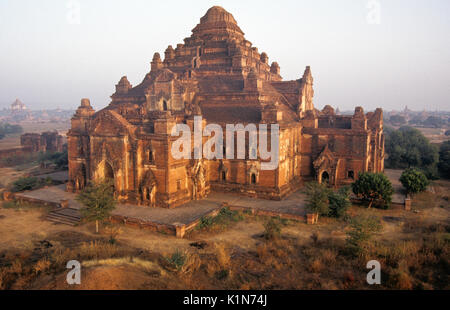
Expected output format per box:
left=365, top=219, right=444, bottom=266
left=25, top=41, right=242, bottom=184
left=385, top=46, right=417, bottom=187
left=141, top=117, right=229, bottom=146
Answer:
left=351, top=107, right=367, bottom=130
left=70, top=99, right=95, bottom=134
left=260, top=52, right=268, bottom=64
left=115, top=76, right=132, bottom=94
left=302, top=66, right=313, bottom=84
left=270, top=62, right=280, bottom=75
left=164, top=45, right=175, bottom=61
left=151, top=52, right=163, bottom=71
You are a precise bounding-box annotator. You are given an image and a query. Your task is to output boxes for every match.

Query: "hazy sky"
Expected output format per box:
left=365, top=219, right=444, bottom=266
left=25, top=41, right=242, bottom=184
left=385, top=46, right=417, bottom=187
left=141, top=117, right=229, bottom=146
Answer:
left=0, top=0, right=449, bottom=111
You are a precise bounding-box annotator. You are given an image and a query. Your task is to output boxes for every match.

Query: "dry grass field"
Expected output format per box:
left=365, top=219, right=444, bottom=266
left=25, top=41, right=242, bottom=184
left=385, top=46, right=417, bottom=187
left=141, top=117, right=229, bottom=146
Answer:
left=0, top=178, right=448, bottom=290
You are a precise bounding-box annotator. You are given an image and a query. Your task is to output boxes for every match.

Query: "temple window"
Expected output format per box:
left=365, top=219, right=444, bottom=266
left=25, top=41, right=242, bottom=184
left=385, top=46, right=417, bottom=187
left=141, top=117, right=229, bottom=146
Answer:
left=163, top=100, right=168, bottom=111
left=251, top=173, right=257, bottom=184
left=348, top=170, right=354, bottom=179
left=148, top=149, right=155, bottom=164
left=221, top=171, right=227, bottom=182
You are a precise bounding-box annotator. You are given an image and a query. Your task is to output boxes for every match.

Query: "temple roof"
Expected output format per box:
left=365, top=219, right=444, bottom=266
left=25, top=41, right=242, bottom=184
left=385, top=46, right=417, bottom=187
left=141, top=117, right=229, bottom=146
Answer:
left=191, top=6, right=244, bottom=39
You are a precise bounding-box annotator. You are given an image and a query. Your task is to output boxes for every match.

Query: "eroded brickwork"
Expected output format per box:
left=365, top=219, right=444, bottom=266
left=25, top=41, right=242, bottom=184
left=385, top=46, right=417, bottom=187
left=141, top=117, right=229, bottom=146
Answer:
left=67, top=6, right=384, bottom=208
left=20, top=132, right=64, bottom=153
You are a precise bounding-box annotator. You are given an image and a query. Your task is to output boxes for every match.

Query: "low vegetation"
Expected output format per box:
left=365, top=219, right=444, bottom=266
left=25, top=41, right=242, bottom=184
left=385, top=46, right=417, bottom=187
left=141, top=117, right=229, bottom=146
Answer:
left=345, top=215, right=383, bottom=257
left=196, top=207, right=244, bottom=233
left=10, top=176, right=53, bottom=193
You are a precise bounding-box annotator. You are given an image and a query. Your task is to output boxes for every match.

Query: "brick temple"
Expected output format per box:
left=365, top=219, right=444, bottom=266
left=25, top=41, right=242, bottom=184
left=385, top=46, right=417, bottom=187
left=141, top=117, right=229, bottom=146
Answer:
left=67, top=6, right=385, bottom=208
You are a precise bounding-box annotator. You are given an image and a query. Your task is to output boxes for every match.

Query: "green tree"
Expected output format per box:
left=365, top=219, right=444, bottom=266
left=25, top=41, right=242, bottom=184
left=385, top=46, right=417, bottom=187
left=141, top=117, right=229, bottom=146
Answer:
left=352, top=172, right=393, bottom=209
left=346, top=215, right=383, bottom=256
left=385, top=126, right=439, bottom=179
left=328, top=186, right=351, bottom=218
left=304, top=182, right=330, bottom=215
left=400, top=168, right=429, bottom=195
left=76, top=181, right=116, bottom=234
left=439, top=141, right=450, bottom=179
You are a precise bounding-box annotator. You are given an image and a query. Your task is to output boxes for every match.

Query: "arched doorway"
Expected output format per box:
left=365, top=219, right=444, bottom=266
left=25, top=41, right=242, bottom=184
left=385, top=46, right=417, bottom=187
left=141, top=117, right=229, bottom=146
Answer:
left=163, top=100, right=168, bottom=111
left=104, top=162, right=114, bottom=180
left=97, top=161, right=115, bottom=191
left=251, top=173, right=257, bottom=184
left=321, top=171, right=330, bottom=184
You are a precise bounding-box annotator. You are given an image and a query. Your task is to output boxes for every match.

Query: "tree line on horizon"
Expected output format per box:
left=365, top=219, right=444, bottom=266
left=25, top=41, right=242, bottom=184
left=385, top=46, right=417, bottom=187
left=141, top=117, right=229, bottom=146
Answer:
left=0, top=122, right=22, bottom=140
left=384, top=126, right=449, bottom=180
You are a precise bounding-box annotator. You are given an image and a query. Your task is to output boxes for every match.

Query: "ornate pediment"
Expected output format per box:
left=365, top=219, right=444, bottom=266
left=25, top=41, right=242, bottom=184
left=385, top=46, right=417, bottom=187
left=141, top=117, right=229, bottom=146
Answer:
left=90, top=110, right=136, bottom=137
left=155, top=69, right=176, bottom=83
left=313, top=145, right=337, bottom=170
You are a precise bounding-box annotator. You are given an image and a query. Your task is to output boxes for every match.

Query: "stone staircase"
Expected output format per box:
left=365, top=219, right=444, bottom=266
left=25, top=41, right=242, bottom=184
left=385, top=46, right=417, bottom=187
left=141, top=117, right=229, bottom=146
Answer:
left=46, top=208, right=81, bottom=226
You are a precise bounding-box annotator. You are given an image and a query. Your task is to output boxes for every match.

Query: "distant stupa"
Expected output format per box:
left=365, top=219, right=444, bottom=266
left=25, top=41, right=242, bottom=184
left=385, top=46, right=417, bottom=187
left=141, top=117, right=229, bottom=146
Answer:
left=10, top=98, right=27, bottom=111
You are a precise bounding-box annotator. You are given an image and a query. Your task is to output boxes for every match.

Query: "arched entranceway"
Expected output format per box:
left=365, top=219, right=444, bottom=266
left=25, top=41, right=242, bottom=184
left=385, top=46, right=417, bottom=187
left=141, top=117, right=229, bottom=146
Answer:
left=97, top=161, right=115, bottom=191
left=251, top=173, right=257, bottom=184
left=104, top=163, right=113, bottom=180
left=321, top=171, right=330, bottom=184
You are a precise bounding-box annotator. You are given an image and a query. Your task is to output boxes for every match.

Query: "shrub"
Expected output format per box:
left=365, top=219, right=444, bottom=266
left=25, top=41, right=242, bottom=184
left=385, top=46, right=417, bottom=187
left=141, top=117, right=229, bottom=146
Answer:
left=214, top=243, right=231, bottom=269
left=400, top=168, right=429, bottom=194
left=304, top=182, right=330, bottom=215
left=33, top=258, right=51, bottom=275
left=103, top=225, right=123, bottom=244
left=79, top=241, right=121, bottom=260
left=352, top=172, right=393, bottom=209
left=328, top=186, right=351, bottom=218
left=197, top=207, right=242, bottom=231
left=263, top=218, right=282, bottom=240
left=346, top=215, right=383, bottom=256
left=166, top=250, right=186, bottom=270
left=199, top=216, right=214, bottom=229
left=11, top=177, right=50, bottom=192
